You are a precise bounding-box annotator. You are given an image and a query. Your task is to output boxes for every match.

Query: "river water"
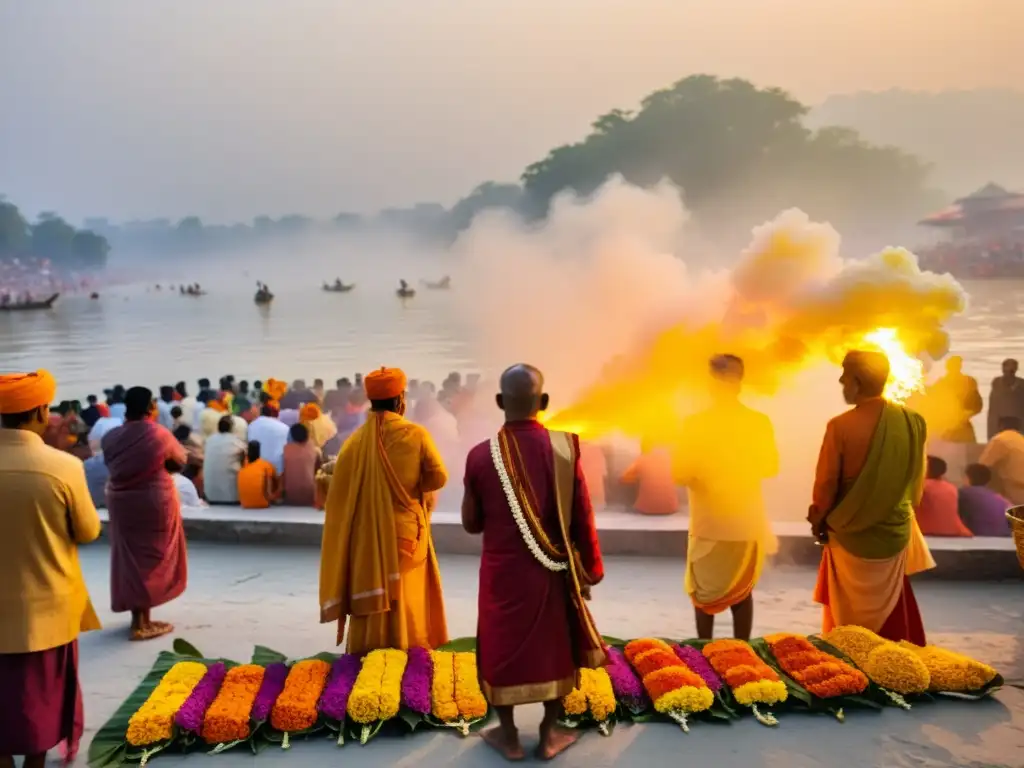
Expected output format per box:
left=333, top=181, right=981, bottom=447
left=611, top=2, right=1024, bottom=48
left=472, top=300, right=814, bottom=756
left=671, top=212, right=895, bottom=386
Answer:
left=1, top=276, right=1023, bottom=412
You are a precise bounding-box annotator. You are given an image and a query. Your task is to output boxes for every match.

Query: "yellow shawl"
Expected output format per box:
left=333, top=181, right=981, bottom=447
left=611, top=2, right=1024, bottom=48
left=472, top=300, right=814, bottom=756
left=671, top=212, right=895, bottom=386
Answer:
left=319, top=412, right=405, bottom=630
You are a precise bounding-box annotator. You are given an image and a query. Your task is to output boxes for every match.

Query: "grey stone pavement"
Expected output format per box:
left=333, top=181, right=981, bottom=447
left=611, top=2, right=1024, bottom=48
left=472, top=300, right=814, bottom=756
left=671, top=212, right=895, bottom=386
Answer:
left=78, top=543, right=1024, bottom=768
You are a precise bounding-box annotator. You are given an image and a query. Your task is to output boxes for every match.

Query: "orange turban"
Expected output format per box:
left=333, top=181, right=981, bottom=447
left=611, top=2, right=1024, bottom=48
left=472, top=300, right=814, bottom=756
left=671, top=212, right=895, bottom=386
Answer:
left=364, top=366, right=407, bottom=400
left=0, top=370, right=57, bottom=414
left=207, top=399, right=228, bottom=413
left=300, top=402, right=321, bottom=422
left=263, top=378, right=288, bottom=402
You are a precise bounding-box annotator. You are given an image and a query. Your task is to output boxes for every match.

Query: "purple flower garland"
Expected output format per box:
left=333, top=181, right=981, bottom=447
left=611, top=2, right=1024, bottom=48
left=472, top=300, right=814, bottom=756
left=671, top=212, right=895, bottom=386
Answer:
left=251, top=662, right=289, bottom=722
left=401, top=647, right=433, bottom=715
left=604, top=646, right=649, bottom=710
left=174, top=662, right=227, bottom=735
left=318, top=655, right=362, bottom=721
left=673, top=644, right=723, bottom=694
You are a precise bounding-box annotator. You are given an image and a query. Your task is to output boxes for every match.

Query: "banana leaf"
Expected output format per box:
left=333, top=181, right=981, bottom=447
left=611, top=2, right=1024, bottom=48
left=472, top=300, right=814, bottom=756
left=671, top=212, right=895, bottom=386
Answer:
left=933, top=673, right=1005, bottom=701
left=87, top=648, right=239, bottom=768
left=436, top=636, right=476, bottom=652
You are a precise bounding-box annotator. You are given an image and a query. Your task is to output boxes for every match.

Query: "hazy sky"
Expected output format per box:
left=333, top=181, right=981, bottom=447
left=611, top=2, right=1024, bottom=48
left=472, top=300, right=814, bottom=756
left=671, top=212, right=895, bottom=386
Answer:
left=1, top=0, right=1018, bottom=223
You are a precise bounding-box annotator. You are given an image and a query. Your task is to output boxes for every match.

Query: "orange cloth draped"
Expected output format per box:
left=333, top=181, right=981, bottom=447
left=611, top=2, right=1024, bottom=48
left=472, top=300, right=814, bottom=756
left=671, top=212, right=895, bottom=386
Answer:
left=621, top=449, right=679, bottom=515
left=319, top=410, right=448, bottom=653
left=237, top=458, right=277, bottom=509
left=207, top=400, right=228, bottom=413
left=685, top=539, right=762, bottom=614
left=0, top=370, right=56, bottom=413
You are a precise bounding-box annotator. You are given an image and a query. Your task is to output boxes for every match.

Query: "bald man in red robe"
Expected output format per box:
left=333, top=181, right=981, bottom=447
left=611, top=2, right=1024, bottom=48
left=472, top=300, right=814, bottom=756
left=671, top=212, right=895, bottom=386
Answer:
left=462, top=364, right=605, bottom=761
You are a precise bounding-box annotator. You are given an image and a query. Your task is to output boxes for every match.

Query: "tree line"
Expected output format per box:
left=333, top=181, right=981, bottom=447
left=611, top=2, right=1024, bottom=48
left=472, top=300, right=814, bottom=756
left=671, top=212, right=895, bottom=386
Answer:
left=0, top=202, right=110, bottom=271
left=1, top=75, right=945, bottom=267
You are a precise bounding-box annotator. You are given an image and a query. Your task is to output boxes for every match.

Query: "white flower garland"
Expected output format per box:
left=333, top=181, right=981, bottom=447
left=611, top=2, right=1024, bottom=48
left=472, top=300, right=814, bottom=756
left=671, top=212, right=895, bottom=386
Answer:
left=490, top=436, right=567, bottom=572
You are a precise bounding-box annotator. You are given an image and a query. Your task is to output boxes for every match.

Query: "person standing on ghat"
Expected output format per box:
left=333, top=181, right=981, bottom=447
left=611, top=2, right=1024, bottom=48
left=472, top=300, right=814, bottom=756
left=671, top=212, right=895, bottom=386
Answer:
left=462, top=364, right=605, bottom=761
left=319, top=366, right=450, bottom=654
left=809, top=350, right=935, bottom=645
left=0, top=370, right=102, bottom=768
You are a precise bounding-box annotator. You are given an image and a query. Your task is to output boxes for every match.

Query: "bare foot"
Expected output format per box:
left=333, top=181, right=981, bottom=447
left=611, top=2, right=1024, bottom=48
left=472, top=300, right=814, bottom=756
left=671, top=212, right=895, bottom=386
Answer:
left=536, top=727, right=581, bottom=760
left=480, top=726, right=525, bottom=761
left=130, top=622, right=174, bottom=641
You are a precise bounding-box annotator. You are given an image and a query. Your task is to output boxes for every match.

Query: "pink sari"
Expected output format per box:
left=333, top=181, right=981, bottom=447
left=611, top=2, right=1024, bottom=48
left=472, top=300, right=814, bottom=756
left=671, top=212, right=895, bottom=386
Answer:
left=102, top=421, right=189, bottom=613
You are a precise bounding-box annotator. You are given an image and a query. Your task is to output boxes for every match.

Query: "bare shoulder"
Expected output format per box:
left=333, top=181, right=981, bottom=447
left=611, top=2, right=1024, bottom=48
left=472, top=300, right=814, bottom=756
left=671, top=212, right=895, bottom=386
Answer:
left=825, top=406, right=859, bottom=433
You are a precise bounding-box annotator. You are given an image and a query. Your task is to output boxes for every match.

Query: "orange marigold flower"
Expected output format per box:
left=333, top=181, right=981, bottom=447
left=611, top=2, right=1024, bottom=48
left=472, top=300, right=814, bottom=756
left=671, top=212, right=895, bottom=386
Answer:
left=723, top=665, right=766, bottom=688
left=202, top=664, right=265, bottom=745
left=270, top=659, right=331, bottom=733
left=643, top=665, right=705, bottom=701
left=704, top=649, right=755, bottom=673
left=632, top=649, right=680, bottom=679
left=624, top=638, right=671, bottom=663
left=779, top=651, right=827, bottom=673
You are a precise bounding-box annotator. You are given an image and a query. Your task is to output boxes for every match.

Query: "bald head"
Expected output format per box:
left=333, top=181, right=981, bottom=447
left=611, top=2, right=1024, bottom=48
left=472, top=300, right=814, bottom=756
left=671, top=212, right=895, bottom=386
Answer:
left=497, top=364, right=548, bottom=421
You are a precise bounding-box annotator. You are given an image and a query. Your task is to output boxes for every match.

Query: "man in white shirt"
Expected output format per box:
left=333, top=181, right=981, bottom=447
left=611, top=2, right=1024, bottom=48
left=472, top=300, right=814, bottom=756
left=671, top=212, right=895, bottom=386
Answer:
left=156, top=386, right=176, bottom=430
left=169, top=465, right=204, bottom=507
left=247, top=404, right=290, bottom=474
left=87, top=404, right=123, bottom=452
left=203, top=416, right=246, bottom=504
left=175, top=381, right=197, bottom=427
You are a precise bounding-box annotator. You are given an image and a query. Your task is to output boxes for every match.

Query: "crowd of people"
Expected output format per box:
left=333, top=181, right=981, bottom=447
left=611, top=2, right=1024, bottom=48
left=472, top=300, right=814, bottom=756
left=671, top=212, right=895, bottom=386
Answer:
left=0, top=346, right=1019, bottom=764
left=918, top=237, right=1024, bottom=278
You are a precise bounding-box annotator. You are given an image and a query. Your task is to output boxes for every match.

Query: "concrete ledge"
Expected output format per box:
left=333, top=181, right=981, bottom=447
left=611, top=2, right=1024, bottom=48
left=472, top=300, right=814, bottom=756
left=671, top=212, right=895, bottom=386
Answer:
left=96, top=506, right=1022, bottom=581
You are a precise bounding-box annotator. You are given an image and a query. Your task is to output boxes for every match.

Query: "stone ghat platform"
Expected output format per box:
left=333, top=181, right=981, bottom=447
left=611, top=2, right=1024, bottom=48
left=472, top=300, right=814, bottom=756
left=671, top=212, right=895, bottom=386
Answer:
left=96, top=506, right=1022, bottom=581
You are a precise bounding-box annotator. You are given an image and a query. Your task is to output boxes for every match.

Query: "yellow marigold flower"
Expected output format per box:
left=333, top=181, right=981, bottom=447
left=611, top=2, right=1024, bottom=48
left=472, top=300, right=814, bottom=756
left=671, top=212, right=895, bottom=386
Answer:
left=899, top=642, right=998, bottom=693
left=582, top=668, right=616, bottom=722
left=562, top=686, right=588, bottom=716
left=430, top=651, right=459, bottom=722
left=379, top=650, right=408, bottom=721
left=453, top=652, right=488, bottom=720
left=653, top=686, right=714, bottom=714
left=348, top=651, right=388, bottom=725
left=824, top=625, right=930, bottom=695
left=733, top=680, right=788, bottom=707
left=127, top=661, right=208, bottom=747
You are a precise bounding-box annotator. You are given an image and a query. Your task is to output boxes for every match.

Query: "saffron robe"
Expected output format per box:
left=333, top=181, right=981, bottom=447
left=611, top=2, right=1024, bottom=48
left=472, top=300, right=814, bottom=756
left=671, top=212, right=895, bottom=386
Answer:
left=810, top=398, right=932, bottom=644
left=675, top=400, right=779, bottom=613
left=103, top=421, right=189, bottom=613
left=463, top=420, right=606, bottom=706
left=319, top=411, right=449, bottom=654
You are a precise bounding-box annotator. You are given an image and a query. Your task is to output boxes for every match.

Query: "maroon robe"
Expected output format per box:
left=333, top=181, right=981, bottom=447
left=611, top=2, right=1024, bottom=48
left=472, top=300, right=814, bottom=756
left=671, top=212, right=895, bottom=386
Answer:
left=463, top=420, right=604, bottom=706
left=102, top=421, right=189, bottom=613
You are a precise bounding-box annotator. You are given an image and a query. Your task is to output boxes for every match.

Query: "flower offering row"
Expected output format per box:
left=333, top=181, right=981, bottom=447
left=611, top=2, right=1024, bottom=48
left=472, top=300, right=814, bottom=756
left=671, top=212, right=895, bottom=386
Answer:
left=90, top=629, right=1003, bottom=767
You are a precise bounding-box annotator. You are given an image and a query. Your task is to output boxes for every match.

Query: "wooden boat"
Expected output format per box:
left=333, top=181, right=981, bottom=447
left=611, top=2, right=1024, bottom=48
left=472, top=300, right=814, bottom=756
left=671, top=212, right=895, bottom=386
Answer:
left=89, top=292, right=100, bottom=300
left=255, top=291, right=274, bottom=305
left=322, top=283, right=355, bottom=293
left=422, top=277, right=451, bottom=290
left=0, top=293, right=59, bottom=312
left=396, top=288, right=416, bottom=299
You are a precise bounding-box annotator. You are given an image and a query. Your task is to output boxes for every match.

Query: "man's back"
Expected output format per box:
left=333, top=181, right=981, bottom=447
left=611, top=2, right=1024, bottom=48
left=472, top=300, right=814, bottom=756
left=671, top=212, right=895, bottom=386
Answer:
left=979, top=430, right=1024, bottom=504
left=249, top=416, right=289, bottom=473
left=204, top=433, right=244, bottom=502
left=0, top=429, right=101, bottom=653
left=342, top=411, right=445, bottom=498
left=283, top=442, right=320, bottom=506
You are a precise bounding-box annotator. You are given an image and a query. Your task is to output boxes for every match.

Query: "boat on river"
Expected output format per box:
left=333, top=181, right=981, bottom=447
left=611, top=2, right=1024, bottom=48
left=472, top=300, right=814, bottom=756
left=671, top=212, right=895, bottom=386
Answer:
left=0, top=293, right=59, bottom=312
left=396, top=288, right=416, bottom=299
left=322, top=282, right=355, bottom=293
left=255, top=290, right=274, bottom=305
left=422, top=276, right=451, bottom=290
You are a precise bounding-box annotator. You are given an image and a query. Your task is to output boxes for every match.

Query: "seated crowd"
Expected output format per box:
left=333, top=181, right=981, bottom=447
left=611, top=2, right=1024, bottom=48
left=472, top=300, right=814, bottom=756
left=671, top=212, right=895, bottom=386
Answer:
left=916, top=455, right=1013, bottom=537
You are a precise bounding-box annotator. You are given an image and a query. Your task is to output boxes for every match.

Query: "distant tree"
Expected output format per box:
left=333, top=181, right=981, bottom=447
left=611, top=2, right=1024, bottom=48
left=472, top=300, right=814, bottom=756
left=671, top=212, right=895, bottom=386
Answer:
left=0, top=201, right=30, bottom=256
left=30, top=213, right=77, bottom=263
left=71, top=229, right=110, bottom=268
left=448, top=181, right=524, bottom=232
left=333, top=212, right=362, bottom=229
left=518, top=75, right=937, bottom=236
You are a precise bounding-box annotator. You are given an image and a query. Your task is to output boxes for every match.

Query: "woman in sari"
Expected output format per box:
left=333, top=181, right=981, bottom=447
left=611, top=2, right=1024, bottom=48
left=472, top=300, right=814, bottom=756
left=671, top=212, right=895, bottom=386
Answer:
left=102, top=387, right=189, bottom=641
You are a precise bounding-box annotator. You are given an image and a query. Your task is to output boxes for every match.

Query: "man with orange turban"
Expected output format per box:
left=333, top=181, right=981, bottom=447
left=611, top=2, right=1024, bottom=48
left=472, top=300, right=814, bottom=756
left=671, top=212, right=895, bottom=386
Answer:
left=809, top=350, right=934, bottom=645
left=300, top=402, right=337, bottom=451
left=0, top=371, right=102, bottom=767
left=198, top=395, right=247, bottom=443
left=319, top=366, right=450, bottom=653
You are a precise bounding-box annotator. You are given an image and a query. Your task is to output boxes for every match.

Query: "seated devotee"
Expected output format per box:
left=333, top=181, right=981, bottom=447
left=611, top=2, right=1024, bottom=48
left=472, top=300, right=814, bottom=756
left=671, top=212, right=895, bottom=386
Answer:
left=168, top=459, right=203, bottom=507
left=621, top=442, right=680, bottom=515
left=107, top=385, right=127, bottom=420
left=203, top=416, right=246, bottom=504
left=175, top=381, right=196, bottom=427
left=279, top=407, right=300, bottom=427
left=809, top=350, right=934, bottom=645
left=103, top=386, right=189, bottom=641
left=412, top=384, right=459, bottom=449
left=300, top=403, right=338, bottom=450
left=88, top=403, right=122, bottom=453
left=319, top=366, right=449, bottom=655
left=979, top=416, right=1024, bottom=505
left=198, top=396, right=246, bottom=442
left=156, top=386, right=176, bottom=430
left=461, top=364, right=604, bottom=760
left=282, top=423, right=322, bottom=507
left=675, top=354, right=779, bottom=640
left=248, top=403, right=290, bottom=473
left=280, top=379, right=317, bottom=411
left=84, top=451, right=110, bottom=508
left=915, top=456, right=973, bottom=537
left=0, top=369, right=102, bottom=768
left=173, top=423, right=205, bottom=498
left=325, top=378, right=352, bottom=413
left=579, top=441, right=609, bottom=511
left=237, top=442, right=281, bottom=509
left=43, top=401, right=78, bottom=452
left=312, top=378, right=326, bottom=403
left=959, top=463, right=1012, bottom=537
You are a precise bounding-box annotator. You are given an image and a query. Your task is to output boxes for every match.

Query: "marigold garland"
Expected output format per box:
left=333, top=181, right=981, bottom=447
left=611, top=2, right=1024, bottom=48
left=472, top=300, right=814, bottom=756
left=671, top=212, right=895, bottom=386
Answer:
left=453, top=652, right=488, bottom=721
left=703, top=639, right=787, bottom=726
left=561, top=668, right=617, bottom=734
left=899, top=641, right=999, bottom=693
left=822, top=626, right=930, bottom=699
left=126, top=661, right=208, bottom=748
left=201, top=665, right=266, bottom=745
left=346, top=649, right=408, bottom=743
left=429, top=651, right=459, bottom=723
left=625, top=638, right=713, bottom=732
left=765, top=634, right=868, bottom=704
left=269, top=659, right=331, bottom=748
